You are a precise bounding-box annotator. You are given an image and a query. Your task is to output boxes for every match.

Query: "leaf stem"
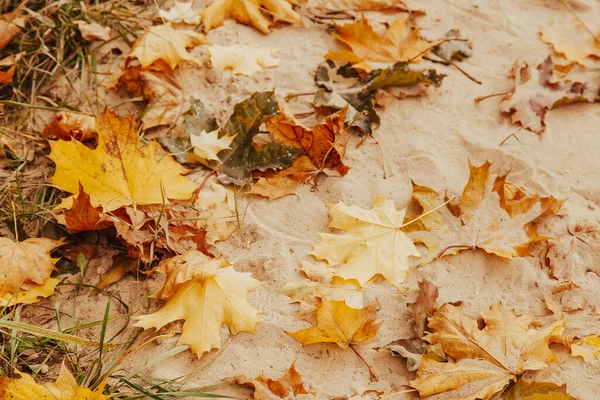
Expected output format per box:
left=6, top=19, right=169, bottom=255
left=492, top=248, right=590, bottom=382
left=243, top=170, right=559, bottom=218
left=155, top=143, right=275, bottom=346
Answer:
left=400, top=196, right=456, bottom=229
left=349, top=344, right=378, bottom=382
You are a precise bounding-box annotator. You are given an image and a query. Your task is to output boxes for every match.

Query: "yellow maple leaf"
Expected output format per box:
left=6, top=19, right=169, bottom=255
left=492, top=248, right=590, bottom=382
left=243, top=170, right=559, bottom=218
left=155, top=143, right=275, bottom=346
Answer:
left=0, top=237, right=61, bottom=306
left=202, top=0, right=302, bottom=34
left=189, top=129, right=234, bottom=163
left=287, top=297, right=382, bottom=349
left=571, top=335, right=600, bottom=361
left=410, top=302, right=565, bottom=399
left=135, top=251, right=261, bottom=356
left=208, top=44, right=279, bottom=76
left=540, top=20, right=600, bottom=65
left=310, top=195, right=420, bottom=288
left=326, top=15, right=438, bottom=71
left=49, top=109, right=197, bottom=212
left=128, top=23, right=206, bottom=70
left=0, top=363, right=108, bottom=399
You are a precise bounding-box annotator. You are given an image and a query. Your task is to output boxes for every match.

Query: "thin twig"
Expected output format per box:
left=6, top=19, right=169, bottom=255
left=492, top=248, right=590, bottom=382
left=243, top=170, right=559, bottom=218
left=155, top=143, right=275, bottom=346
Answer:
left=499, top=127, right=522, bottom=146
left=426, top=55, right=482, bottom=84
left=474, top=91, right=512, bottom=103
left=558, top=0, right=600, bottom=44
left=400, top=196, right=456, bottom=229
left=349, top=344, right=378, bottom=382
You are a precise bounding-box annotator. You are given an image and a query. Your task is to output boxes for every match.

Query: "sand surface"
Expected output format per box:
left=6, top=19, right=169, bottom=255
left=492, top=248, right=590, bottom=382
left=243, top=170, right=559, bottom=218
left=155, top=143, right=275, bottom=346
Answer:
left=29, top=0, right=600, bottom=398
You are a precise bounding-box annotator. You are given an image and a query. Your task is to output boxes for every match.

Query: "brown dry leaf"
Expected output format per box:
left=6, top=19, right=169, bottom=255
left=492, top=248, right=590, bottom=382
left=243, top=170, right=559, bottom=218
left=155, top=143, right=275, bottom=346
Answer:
left=410, top=302, right=566, bottom=399
left=249, top=108, right=350, bottom=200
left=410, top=279, right=439, bottom=338
left=49, top=109, right=197, bottom=212
left=202, top=0, right=302, bottom=34
left=326, top=15, right=439, bottom=71
left=0, top=237, right=61, bottom=306
left=96, top=254, right=139, bottom=289
left=135, top=251, right=261, bottom=356
left=541, top=20, right=600, bottom=65
left=404, top=161, right=563, bottom=261
left=42, top=111, right=96, bottom=141
left=0, top=54, right=18, bottom=84
left=287, top=297, right=382, bottom=349
left=0, top=363, right=108, bottom=399
left=499, top=57, right=600, bottom=134
left=128, top=23, right=206, bottom=70
left=74, top=20, right=111, bottom=41
left=0, top=9, right=26, bottom=51
left=232, top=362, right=310, bottom=399
left=64, top=184, right=113, bottom=233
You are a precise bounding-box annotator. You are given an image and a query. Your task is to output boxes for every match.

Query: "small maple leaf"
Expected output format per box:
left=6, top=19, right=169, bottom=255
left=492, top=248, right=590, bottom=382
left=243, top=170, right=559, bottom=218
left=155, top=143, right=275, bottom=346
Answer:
left=135, top=251, right=261, bottom=356
left=159, top=1, right=202, bottom=25
left=232, top=362, right=310, bottom=399
left=310, top=195, right=421, bottom=288
left=410, top=302, right=565, bottom=399
left=49, top=109, right=197, bottom=212
left=500, top=57, right=600, bottom=134
left=0, top=237, right=61, bottom=306
left=326, top=15, right=439, bottom=71
left=128, top=23, right=206, bottom=70
left=208, top=45, right=279, bottom=76
left=540, top=19, right=600, bottom=65
left=190, top=129, right=234, bottom=163
left=0, top=364, right=109, bottom=399
left=287, top=297, right=382, bottom=349
left=202, top=0, right=301, bottom=34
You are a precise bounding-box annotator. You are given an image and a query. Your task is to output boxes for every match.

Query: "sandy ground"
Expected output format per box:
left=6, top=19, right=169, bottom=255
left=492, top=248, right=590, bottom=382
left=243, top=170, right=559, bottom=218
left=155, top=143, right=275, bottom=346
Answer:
left=29, top=0, right=600, bottom=398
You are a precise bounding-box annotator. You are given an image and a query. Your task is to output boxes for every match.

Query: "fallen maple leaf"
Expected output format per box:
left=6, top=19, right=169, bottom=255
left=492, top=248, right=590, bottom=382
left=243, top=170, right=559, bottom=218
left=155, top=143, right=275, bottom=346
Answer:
left=501, top=378, right=574, bottom=400
left=64, top=184, right=113, bottom=233
left=128, top=23, right=206, bottom=70
left=410, top=302, right=565, bottom=399
left=74, top=20, right=111, bottom=41
left=326, top=15, right=439, bottom=71
left=213, top=92, right=301, bottom=185
left=49, top=109, right=197, bottom=212
left=190, top=129, right=234, bottom=163
left=499, top=56, right=600, bottom=134
left=208, top=45, right=279, bottom=76
left=541, top=20, right=600, bottom=65
left=571, top=335, right=600, bottom=361
left=159, top=1, right=202, bottom=25
left=135, top=251, right=261, bottom=356
left=0, top=363, right=108, bottom=399
left=0, top=237, right=61, bottom=306
left=310, top=195, right=421, bottom=288
left=202, top=0, right=302, bottom=34
left=232, top=362, right=310, bottom=399
left=42, top=111, right=96, bottom=141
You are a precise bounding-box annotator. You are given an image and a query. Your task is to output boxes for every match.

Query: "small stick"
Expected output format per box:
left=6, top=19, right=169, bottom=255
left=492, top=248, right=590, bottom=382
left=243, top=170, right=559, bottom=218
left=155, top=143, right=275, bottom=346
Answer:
left=197, top=170, right=216, bottom=194
left=499, top=127, right=522, bottom=146
left=558, top=0, right=600, bottom=45
left=435, top=244, right=475, bottom=260
left=474, top=91, right=512, bottom=103
left=426, top=55, right=482, bottom=85
left=349, top=344, right=378, bottom=382
left=285, top=92, right=316, bottom=102
left=372, top=137, right=388, bottom=179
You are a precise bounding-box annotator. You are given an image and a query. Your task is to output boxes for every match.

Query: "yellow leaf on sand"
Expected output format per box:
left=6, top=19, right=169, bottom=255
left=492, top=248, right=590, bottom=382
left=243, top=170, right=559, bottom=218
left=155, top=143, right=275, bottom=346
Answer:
left=232, top=362, right=310, bottom=399
left=571, top=335, right=600, bottom=361
left=159, top=1, right=202, bottom=25
left=0, top=363, right=108, bottom=399
left=411, top=302, right=565, bottom=399
left=128, top=23, right=206, bottom=70
left=540, top=20, right=600, bottom=65
left=310, top=195, right=420, bottom=288
left=135, top=251, right=261, bottom=356
left=190, top=129, right=234, bottom=162
left=208, top=44, right=279, bottom=76
left=326, top=15, right=438, bottom=71
left=0, top=237, right=61, bottom=306
left=49, top=109, right=197, bottom=212
left=202, top=0, right=302, bottom=34
left=194, top=180, right=238, bottom=243
left=287, top=298, right=382, bottom=349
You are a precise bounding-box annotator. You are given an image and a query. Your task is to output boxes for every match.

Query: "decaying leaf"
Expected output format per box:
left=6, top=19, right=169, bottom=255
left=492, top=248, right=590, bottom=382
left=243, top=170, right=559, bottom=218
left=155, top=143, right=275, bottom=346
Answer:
left=159, top=1, right=202, bottom=25
left=0, top=237, right=61, bottom=306
left=433, top=29, right=472, bottom=61
left=404, top=161, right=564, bottom=261
left=202, top=0, right=302, bottom=34
left=208, top=45, right=279, bottom=76
left=136, top=251, right=261, bottom=356
left=326, top=15, right=439, bottom=71
left=541, top=20, right=600, bottom=65
left=213, top=92, right=301, bottom=185
left=0, top=364, right=108, bottom=399
left=232, top=362, right=310, bottom=399
left=74, top=20, right=111, bottom=41
left=410, top=279, right=439, bottom=338
left=0, top=54, right=19, bottom=84
left=287, top=298, right=382, bottom=349
left=500, top=57, right=600, bottom=134
left=128, top=23, right=206, bottom=70
left=49, top=109, right=197, bottom=212
left=501, top=377, right=574, bottom=400
left=570, top=335, right=600, bottom=361
left=42, top=111, right=96, bottom=141
left=310, top=195, right=421, bottom=288
left=410, top=302, right=566, bottom=399
left=193, top=180, right=238, bottom=243
left=0, top=9, right=27, bottom=51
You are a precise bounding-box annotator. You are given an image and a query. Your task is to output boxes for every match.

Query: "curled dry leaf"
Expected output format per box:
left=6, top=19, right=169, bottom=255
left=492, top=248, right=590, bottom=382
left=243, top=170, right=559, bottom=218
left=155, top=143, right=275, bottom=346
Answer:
left=311, top=195, right=420, bottom=288
left=74, top=20, right=111, bottom=41
left=410, top=302, right=566, bottom=399
left=0, top=237, right=61, bottom=306
left=499, top=57, right=600, bottom=134
left=128, top=23, right=206, bottom=70
left=42, top=111, right=96, bottom=141
left=326, top=15, right=439, bottom=71
left=410, top=279, right=439, bottom=338
left=232, top=362, right=310, bottom=399
left=0, top=364, right=108, bottom=399
left=208, top=45, right=279, bottom=76
left=202, top=0, right=302, bottom=34
left=49, top=109, right=197, bottom=212
left=136, top=251, right=261, bottom=356
left=159, top=1, right=202, bottom=25
left=540, top=20, right=600, bottom=65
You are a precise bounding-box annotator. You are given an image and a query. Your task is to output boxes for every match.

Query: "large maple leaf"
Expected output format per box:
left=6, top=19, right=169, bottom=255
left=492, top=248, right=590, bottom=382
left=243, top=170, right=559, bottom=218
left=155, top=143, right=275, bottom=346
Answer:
left=49, top=109, right=197, bottom=212
left=135, top=251, right=261, bottom=356
left=310, top=195, right=421, bottom=288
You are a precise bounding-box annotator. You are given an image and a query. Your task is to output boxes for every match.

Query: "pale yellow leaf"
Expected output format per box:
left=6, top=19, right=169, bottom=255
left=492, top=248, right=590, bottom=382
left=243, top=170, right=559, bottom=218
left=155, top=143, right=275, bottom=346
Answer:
left=208, top=44, right=279, bottom=76
left=159, top=1, right=202, bottom=25
left=190, top=129, right=234, bottom=162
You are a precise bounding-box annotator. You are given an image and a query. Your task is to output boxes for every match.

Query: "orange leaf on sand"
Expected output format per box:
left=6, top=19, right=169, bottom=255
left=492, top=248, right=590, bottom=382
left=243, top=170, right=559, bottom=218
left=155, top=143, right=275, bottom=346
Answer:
left=232, top=362, right=310, bottom=399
